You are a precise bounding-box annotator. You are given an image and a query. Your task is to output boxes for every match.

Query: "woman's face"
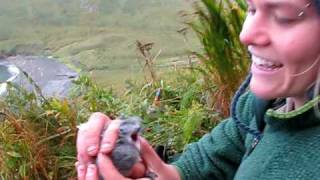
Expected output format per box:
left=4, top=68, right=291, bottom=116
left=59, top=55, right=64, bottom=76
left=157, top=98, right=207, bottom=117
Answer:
left=240, top=0, right=320, bottom=100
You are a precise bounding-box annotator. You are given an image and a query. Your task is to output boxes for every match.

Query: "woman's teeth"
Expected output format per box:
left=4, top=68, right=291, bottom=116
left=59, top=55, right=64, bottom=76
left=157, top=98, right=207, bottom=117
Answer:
left=252, top=55, right=283, bottom=70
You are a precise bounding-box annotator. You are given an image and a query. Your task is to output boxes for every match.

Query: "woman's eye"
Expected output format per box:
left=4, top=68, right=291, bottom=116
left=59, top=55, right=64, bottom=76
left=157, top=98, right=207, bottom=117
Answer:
left=274, top=16, right=297, bottom=25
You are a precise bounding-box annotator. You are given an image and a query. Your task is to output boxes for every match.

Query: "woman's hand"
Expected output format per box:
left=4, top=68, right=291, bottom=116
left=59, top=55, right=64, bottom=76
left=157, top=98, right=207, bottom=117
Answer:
left=76, top=112, right=116, bottom=178
left=78, top=137, right=180, bottom=180
left=76, top=112, right=180, bottom=180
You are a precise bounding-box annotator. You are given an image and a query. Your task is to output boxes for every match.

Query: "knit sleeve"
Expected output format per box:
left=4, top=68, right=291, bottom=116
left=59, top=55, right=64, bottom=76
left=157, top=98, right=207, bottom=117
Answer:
left=171, top=92, right=255, bottom=180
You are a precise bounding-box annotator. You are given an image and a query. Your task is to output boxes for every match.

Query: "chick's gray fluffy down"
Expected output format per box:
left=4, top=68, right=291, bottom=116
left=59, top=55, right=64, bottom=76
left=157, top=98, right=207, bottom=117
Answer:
left=97, top=116, right=142, bottom=178
left=112, top=117, right=142, bottom=174
left=111, top=138, right=141, bottom=176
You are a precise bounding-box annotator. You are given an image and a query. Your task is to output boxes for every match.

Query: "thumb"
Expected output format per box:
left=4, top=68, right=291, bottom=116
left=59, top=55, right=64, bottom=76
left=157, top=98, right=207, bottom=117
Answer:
left=139, top=137, right=166, bottom=172
left=139, top=137, right=181, bottom=180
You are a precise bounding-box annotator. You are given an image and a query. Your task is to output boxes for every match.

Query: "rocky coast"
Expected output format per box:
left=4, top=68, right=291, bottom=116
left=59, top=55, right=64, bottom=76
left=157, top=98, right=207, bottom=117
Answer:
left=0, top=56, right=78, bottom=98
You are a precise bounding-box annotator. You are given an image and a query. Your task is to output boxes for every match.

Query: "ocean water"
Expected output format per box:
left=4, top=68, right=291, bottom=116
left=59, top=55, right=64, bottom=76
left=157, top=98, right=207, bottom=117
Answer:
left=0, top=65, right=11, bottom=83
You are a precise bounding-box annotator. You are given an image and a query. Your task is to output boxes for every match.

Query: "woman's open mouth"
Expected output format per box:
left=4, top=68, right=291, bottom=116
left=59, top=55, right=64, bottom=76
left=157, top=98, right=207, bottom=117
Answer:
left=251, top=55, right=283, bottom=72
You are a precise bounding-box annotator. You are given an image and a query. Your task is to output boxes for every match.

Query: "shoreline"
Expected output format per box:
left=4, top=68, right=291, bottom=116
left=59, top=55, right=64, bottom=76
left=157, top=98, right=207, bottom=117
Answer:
left=0, top=55, right=78, bottom=98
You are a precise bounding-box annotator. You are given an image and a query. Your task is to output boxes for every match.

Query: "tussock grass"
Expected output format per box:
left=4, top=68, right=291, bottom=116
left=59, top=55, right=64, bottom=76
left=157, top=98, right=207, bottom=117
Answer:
left=0, top=68, right=220, bottom=178
left=183, top=0, right=249, bottom=116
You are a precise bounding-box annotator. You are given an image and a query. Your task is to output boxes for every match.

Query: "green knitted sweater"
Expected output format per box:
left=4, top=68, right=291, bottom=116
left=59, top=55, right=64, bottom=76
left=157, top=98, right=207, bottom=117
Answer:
left=172, top=92, right=320, bottom=180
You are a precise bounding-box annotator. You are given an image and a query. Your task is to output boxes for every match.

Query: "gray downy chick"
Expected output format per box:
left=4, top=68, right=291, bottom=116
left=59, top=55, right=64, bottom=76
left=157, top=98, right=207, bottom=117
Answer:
left=110, top=116, right=142, bottom=176
left=97, top=116, right=157, bottom=179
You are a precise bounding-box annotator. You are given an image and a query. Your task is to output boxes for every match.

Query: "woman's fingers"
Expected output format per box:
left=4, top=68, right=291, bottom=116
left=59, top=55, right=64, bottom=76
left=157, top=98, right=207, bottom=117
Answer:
left=85, top=164, right=99, bottom=180
left=139, top=137, right=165, bottom=171
left=76, top=162, right=87, bottom=180
left=97, top=153, right=129, bottom=180
left=76, top=112, right=111, bottom=180
left=127, top=161, right=147, bottom=178
left=106, top=137, right=164, bottom=179
left=96, top=154, right=155, bottom=180
left=77, top=112, right=110, bottom=162
left=100, top=119, right=121, bottom=154
left=77, top=114, right=178, bottom=180
left=139, top=137, right=181, bottom=180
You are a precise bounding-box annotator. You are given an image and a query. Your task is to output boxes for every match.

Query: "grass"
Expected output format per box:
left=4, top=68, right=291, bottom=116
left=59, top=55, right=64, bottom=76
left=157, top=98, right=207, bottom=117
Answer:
left=184, top=0, right=249, bottom=116
left=0, top=0, right=201, bottom=90
left=0, top=84, right=78, bottom=179
left=0, top=67, right=221, bottom=178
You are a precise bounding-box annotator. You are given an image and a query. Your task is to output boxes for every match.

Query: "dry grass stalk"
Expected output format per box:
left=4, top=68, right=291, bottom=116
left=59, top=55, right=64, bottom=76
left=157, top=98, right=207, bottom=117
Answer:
left=136, top=40, right=161, bottom=82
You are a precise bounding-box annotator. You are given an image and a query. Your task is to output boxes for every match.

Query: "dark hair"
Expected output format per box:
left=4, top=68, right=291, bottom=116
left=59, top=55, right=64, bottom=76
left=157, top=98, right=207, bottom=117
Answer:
left=315, top=0, right=320, bottom=14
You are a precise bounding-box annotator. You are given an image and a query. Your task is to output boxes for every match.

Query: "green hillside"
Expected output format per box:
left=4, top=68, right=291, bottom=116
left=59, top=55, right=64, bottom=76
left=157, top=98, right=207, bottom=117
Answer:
left=0, top=0, right=200, bottom=89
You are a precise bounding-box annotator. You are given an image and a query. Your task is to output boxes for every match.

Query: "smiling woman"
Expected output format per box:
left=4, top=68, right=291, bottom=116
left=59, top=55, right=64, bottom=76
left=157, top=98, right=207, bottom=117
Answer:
left=240, top=0, right=320, bottom=107
left=76, top=0, right=320, bottom=179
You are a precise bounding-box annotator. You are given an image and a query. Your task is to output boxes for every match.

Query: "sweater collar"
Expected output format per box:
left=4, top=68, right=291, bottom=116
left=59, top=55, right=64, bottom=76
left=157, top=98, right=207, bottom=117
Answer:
left=265, top=96, right=320, bottom=129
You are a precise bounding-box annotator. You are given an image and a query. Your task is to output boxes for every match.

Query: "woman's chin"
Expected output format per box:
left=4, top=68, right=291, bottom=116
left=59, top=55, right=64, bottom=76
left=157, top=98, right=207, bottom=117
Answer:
left=249, top=83, right=278, bottom=100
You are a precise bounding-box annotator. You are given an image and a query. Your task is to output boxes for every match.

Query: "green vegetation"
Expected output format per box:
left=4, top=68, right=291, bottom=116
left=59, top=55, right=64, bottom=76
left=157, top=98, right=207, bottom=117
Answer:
left=0, top=0, right=249, bottom=179
left=0, top=0, right=200, bottom=89
left=0, top=69, right=220, bottom=179
left=185, top=0, right=249, bottom=116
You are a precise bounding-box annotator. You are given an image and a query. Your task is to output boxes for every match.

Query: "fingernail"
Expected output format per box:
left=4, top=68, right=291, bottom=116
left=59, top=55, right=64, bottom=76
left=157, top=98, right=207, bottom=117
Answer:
left=108, top=121, right=120, bottom=130
left=100, top=143, right=112, bottom=153
left=75, top=161, right=79, bottom=167
left=87, top=145, right=98, bottom=154
left=77, top=165, right=86, bottom=174
left=87, top=164, right=96, bottom=175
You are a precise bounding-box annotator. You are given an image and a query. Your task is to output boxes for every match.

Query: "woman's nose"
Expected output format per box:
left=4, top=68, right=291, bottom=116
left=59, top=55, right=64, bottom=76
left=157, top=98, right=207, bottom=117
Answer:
left=239, top=15, right=270, bottom=47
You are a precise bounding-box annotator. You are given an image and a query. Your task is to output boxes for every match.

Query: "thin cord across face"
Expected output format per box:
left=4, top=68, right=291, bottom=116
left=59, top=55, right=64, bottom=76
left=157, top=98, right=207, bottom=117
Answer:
left=290, top=53, right=320, bottom=77
left=288, top=52, right=320, bottom=117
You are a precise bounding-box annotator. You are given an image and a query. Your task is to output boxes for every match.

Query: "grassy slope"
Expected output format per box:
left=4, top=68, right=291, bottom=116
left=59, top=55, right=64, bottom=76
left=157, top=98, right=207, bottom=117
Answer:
left=0, top=0, right=200, bottom=90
